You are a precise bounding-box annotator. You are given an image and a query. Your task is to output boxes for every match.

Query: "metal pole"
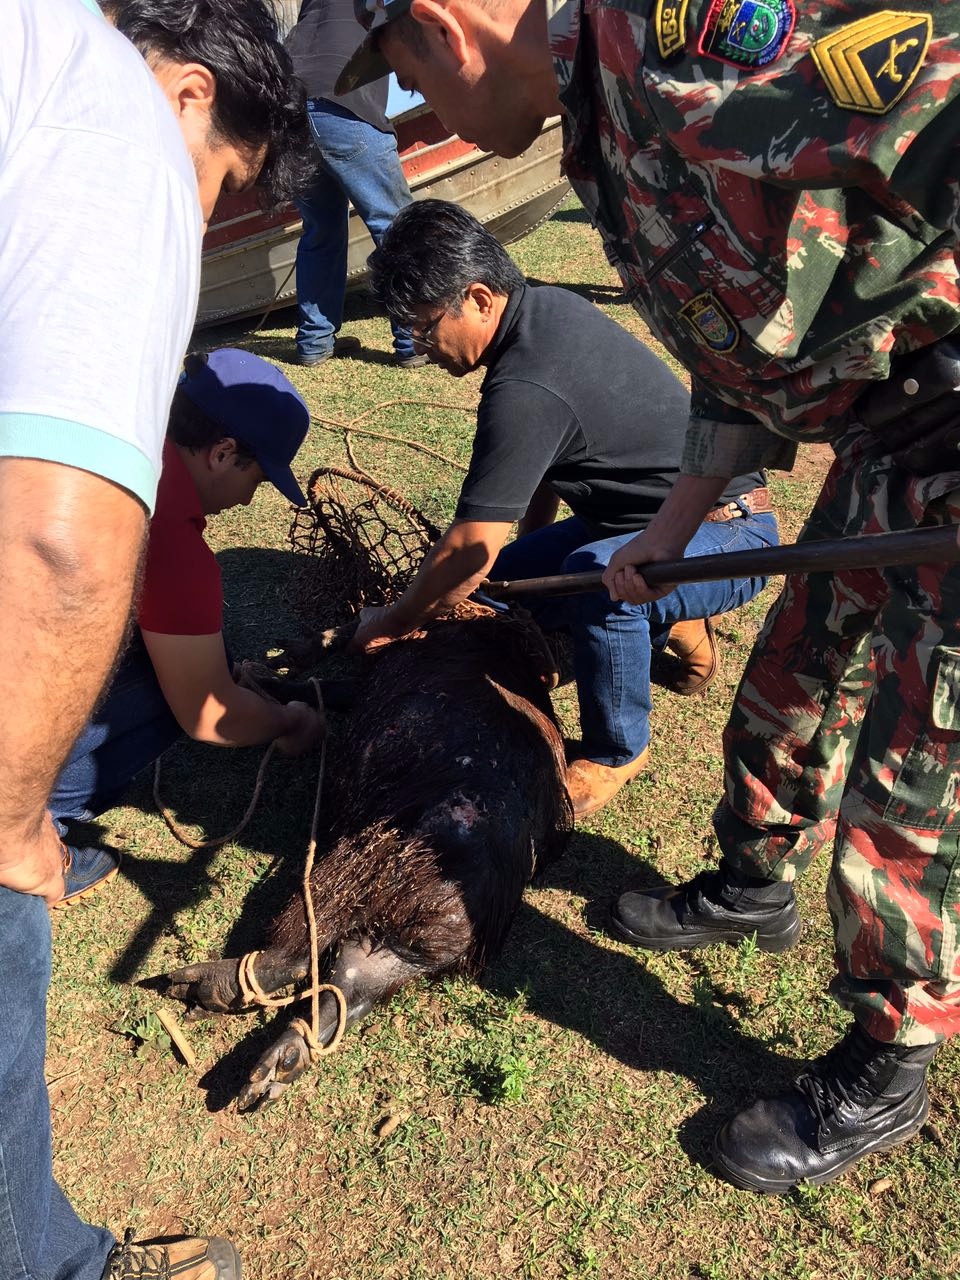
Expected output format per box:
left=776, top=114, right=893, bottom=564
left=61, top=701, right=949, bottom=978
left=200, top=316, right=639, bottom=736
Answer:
left=482, top=525, right=960, bottom=601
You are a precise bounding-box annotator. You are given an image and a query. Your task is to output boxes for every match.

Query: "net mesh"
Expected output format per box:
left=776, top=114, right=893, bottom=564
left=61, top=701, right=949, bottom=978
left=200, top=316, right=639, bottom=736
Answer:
left=289, top=466, right=442, bottom=631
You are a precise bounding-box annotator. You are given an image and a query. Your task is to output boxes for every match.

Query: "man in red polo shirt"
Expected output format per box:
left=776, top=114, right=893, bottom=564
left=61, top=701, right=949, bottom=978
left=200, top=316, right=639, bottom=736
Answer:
left=50, top=348, right=325, bottom=901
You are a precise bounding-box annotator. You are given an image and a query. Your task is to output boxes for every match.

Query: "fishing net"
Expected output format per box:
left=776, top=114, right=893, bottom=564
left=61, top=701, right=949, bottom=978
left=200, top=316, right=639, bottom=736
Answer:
left=289, top=466, right=442, bottom=631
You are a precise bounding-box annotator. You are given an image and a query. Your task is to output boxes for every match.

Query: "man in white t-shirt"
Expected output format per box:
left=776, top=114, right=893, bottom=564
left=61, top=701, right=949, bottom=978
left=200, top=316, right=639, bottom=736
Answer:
left=0, top=3, right=313, bottom=1278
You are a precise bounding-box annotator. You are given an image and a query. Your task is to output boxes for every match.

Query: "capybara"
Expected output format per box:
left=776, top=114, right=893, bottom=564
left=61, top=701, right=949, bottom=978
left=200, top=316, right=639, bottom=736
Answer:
left=163, top=609, right=572, bottom=1110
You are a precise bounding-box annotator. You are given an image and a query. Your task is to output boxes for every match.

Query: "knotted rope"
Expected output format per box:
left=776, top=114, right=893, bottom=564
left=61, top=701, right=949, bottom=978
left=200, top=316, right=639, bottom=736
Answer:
left=158, top=668, right=347, bottom=1059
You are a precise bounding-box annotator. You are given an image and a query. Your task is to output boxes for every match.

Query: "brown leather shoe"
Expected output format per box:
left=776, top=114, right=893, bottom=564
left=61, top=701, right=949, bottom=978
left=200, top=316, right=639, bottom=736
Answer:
left=104, top=1229, right=241, bottom=1280
left=565, top=748, right=650, bottom=818
left=663, top=617, right=720, bottom=695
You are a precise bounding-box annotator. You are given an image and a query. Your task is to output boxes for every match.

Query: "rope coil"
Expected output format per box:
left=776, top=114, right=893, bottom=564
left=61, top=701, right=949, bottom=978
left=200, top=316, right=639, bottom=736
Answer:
left=158, top=672, right=346, bottom=1062
left=236, top=949, right=348, bottom=1059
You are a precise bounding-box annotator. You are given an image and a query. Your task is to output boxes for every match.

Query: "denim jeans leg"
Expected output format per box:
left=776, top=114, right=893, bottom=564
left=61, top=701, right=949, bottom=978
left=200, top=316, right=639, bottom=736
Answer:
left=340, top=127, right=416, bottom=360
left=490, top=517, right=596, bottom=628
left=49, top=635, right=183, bottom=826
left=294, top=159, right=349, bottom=360
left=0, top=888, right=114, bottom=1280
left=566, top=570, right=655, bottom=766
left=562, top=512, right=780, bottom=766
left=306, top=99, right=416, bottom=360
left=641, top=511, right=780, bottom=639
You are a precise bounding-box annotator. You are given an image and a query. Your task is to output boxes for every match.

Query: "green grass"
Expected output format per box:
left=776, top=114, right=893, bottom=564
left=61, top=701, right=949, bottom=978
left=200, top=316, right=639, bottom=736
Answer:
left=48, top=197, right=960, bottom=1280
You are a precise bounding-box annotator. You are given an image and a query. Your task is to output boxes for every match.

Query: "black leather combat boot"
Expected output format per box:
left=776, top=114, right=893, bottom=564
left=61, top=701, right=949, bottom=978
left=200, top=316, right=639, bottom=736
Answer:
left=713, top=1022, right=938, bottom=1193
left=609, top=860, right=800, bottom=952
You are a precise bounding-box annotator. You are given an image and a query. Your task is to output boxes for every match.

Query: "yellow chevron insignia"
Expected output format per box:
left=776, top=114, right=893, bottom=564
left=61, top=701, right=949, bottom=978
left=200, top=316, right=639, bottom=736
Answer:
left=811, top=11, right=932, bottom=114
left=655, top=0, right=690, bottom=58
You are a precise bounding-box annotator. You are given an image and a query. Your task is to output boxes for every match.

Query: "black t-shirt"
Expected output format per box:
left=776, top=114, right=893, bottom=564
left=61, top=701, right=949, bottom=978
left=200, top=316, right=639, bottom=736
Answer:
left=286, top=0, right=392, bottom=134
left=455, top=285, right=764, bottom=538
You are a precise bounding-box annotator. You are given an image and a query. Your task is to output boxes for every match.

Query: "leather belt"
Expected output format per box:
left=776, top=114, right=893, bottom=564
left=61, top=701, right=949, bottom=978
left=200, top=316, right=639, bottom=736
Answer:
left=703, top=486, right=773, bottom=523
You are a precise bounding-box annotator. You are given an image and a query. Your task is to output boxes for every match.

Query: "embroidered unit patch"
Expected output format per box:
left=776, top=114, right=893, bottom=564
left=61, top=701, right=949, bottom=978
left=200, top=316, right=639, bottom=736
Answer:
left=654, top=0, right=690, bottom=59
left=811, top=11, right=932, bottom=114
left=679, top=293, right=740, bottom=352
left=698, top=0, right=795, bottom=69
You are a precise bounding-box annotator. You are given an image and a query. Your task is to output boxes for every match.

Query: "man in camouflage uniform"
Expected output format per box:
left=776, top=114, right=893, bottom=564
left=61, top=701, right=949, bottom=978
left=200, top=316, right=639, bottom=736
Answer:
left=336, top=0, right=960, bottom=1191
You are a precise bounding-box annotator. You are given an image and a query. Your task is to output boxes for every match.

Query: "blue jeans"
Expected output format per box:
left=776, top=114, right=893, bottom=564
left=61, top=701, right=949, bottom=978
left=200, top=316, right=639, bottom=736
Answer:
left=49, top=634, right=182, bottom=829
left=0, top=887, right=115, bottom=1278
left=295, top=99, right=415, bottom=362
left=491, top=511, right=780, bottom=766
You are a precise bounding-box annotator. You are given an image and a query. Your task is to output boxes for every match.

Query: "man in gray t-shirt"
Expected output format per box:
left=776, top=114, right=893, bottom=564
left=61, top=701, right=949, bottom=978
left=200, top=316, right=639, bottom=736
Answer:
left=351, top=200, right=780, bottom=817
left=286, top=0, right=423, bottom=368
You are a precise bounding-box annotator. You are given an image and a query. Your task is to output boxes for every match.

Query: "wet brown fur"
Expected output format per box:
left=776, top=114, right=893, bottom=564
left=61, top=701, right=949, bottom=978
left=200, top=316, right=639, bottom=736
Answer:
left=268, top=610, right=571, bottom=978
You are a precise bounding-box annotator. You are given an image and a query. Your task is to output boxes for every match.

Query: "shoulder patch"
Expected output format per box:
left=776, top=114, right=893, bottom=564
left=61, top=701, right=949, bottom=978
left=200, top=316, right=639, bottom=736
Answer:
left=698, top=0, right=795, bottom=70
left=811, top=11, right=932, bottom=114
left=679, top=293, right=740, bottom=353
left=654, top=0, right=690, bottom=59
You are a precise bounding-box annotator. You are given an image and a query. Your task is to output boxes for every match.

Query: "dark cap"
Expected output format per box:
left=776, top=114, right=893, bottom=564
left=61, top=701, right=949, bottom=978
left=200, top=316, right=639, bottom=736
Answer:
left=335, top=0, right=413, bottom=95
left=179, top=349, right=310, bottom=506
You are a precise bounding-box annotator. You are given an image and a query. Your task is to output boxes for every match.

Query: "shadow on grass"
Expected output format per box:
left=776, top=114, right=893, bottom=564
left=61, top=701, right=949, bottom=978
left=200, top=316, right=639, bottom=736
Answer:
left=115, top=744, right=330, bottom=985
left=116, top=781, right=803, bottom=1144
left=108, top=544, right=336, bottom=989
left=525, top=275, right=629, bottom=306
left=482, top=829, right=803, bottom=1172
left=198, top=330, right=400, bottom=371
left=550, top=205, right=593, bottom=225
left=190, top=286, right=392, bottom=358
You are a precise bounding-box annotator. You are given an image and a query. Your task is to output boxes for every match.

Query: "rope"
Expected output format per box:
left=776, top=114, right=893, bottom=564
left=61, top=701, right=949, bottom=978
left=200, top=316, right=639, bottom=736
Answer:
left=311, top=401, right=473, bottom=473
left=153, top=745, right=276, bottom=851
left=252, top=260, right=297, bottom=333
left=152, top=660, right=281, bottom=851
left=235, top=950, right=348, bottom=1059
left=295, top=675, right=347, bottom=1058
left=156, top=668, right=348, bottom=1059
left=229, top=677, right=347, bottom=1059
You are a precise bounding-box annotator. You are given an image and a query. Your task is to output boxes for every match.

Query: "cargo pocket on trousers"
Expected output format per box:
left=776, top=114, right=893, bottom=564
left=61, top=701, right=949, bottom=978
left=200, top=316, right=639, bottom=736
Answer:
left=883, top=646, right=960, bottom=832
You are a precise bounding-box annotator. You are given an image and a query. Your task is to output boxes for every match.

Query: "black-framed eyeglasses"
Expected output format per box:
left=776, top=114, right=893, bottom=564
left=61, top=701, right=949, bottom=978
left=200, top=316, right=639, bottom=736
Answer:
left=410, top=309, right=447, bottom=347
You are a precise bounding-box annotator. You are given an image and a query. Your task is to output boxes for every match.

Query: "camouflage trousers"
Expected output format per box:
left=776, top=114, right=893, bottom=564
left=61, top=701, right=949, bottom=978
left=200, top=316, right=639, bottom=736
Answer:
left=716, top=426, right=960, bottom=1046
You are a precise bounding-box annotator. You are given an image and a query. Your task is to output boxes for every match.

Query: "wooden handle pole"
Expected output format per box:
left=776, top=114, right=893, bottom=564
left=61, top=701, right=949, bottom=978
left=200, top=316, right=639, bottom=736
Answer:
left=482, top=525, right=960, bottom=601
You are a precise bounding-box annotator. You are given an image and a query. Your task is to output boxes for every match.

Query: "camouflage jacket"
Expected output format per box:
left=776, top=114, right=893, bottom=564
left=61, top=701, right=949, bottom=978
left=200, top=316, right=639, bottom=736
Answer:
left=548, top=0, right=960, bottom=477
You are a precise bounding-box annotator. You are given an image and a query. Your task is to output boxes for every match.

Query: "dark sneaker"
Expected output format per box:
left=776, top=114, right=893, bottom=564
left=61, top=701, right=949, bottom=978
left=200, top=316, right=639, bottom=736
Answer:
left=609, top=862, right=800, bottom=952
left=395, top=352, right=429, bottom=369
left=103, top=1229, right=241, bottom=1280
left=295, top=335, right=362, bottom=367
left=55, top=843, right=121, bottom=908
left=713, top=1023, right=937, bottom=1193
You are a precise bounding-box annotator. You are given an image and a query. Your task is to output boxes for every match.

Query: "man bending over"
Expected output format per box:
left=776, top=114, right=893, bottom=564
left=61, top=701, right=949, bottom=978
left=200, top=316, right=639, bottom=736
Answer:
left=351, top=200, right=778, bottom=816
left=52, top=349, right=326, bottom=902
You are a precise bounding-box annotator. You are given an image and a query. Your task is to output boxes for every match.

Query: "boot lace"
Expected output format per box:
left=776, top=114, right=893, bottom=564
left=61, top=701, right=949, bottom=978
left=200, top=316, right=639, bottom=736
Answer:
left=677, top=869, right=727, bottom=913
left=105, top=1229, right=171, bottom=1280
left=795, top=1027, right=882, bottom=1132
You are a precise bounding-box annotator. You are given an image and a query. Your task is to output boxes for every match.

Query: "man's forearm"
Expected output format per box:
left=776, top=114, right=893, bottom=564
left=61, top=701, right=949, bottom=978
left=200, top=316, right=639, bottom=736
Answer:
left=391, top=522, right=508, bottom=629
left=192, top=686, right=301, bottom=748
left=517, top=482, right=560, bottom=538
left=0, top=460, right=146, bottom=888
left=643, top=473, right=733, bottom=552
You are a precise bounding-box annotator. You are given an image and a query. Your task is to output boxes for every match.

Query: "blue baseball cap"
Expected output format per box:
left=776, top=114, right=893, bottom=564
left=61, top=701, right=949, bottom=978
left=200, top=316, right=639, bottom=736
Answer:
left=179, top=349, right=310, bottom=506
left=335, top=0, right=413, bottom=95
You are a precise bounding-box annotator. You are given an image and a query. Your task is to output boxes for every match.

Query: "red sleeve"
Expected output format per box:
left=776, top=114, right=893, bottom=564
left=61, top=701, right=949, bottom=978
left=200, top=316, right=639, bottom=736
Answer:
left=137, top=512, right=223, bottom=635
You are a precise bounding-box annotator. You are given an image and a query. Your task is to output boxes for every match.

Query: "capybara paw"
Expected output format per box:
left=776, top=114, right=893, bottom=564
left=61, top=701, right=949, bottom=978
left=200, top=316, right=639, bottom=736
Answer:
left=163, top=958, right=248, bottom=1016
left=236, top=1027, right=311, bottom=1112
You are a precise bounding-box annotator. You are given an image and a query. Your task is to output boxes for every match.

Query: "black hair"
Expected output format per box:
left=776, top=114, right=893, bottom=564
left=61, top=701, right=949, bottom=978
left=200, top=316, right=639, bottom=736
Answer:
left=167, top=352, right=257, bottom=465
left=100, top=0, right=314, bottom=204
left=368, top=199, right=525, bottom=323
left=388, top=12, right=430, bottom=60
